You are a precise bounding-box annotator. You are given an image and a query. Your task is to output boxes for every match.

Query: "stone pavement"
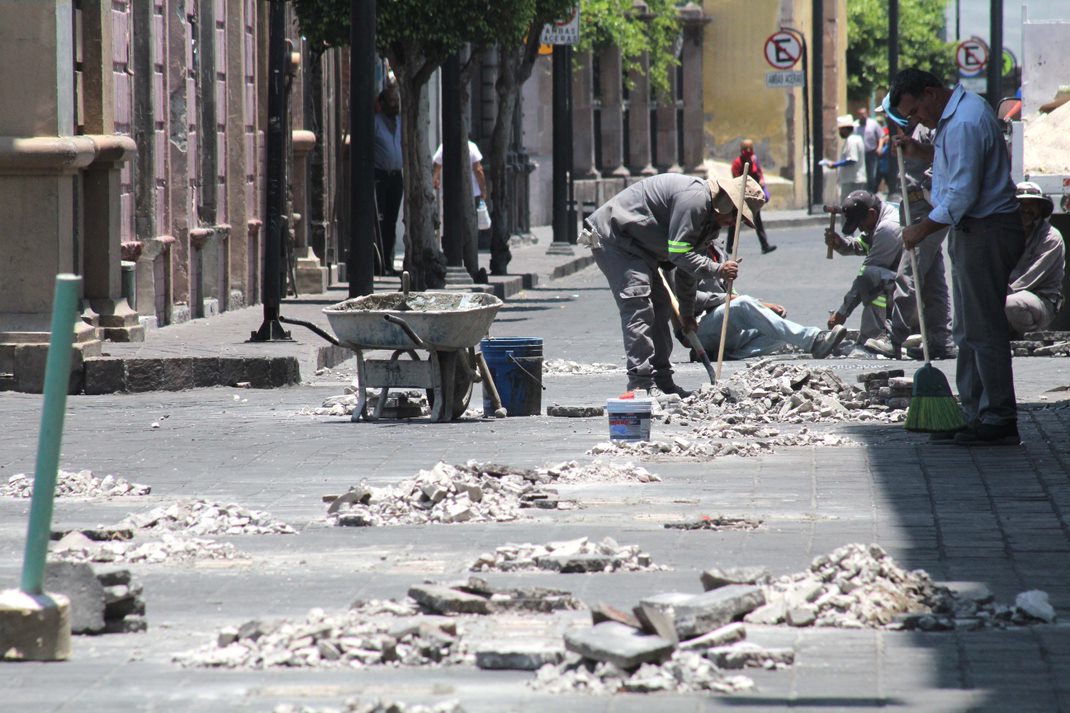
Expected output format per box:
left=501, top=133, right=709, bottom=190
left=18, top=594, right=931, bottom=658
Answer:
left=2, top=223, right=1069, bottom=712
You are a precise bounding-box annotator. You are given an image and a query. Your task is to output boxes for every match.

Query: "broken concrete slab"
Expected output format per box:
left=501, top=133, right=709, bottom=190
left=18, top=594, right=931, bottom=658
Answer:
left=700, top=566, right=770, bottom=591
left=407, top=585, right=492, bottom=615
left=590, top=602, right=642, bottom=630
left=546, top=405, right=605, bottom=418
left=44, top=562, right=106, bottom=634
left=744, top=600, right=787, bottom=625
left=536, top=554, right=615, bottom=573
left=474, top=644, right=564, bottom=670
left=672, top=585, right=765, bottom=639
left=678, top=622, right=747, bottom=650
left=564, top=621, right=675, bottom=670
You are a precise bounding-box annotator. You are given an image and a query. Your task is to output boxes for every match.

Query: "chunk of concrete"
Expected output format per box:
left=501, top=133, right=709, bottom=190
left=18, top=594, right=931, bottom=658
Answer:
left=474, top=644, right=564, bottom=670
left=672, top=585, right=765, bottom=639
left=678, top=622, right=747, bottom=650
left=786, top=604, right=817, bottom=627
left=745, top=599, right=787, bottom=625
left=634, top=602, right=679, bottom=644
left=1015, top=590, right=1056, bottom=623
left=537, top=554, right=614, bottom=573
left=44, top=562, right=106, bottom=634
left=408, top=585, right=492, bottom=615
left=700, top=566, right=770, bottom=591
left=590, top=602, right=642, bottom=630
left=564, top=621, right=675, bottom=670
left=0, top=589, right=71, bottom=661
left=942, top=581, right=994, bottom=604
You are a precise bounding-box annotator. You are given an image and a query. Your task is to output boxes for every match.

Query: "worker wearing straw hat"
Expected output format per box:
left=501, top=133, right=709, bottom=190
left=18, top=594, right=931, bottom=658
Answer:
left=580, top=173, right=765, bottom=397
left=1006, top=181, right=1065, bottom=336
left=820, top=114, right=867, bottom=200
left=891, top=68, right=1026, bottom=446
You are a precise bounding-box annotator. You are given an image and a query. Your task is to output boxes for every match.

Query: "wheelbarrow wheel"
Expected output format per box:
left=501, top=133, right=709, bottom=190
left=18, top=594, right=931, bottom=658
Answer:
left=426, top=351, right=473, bottom=420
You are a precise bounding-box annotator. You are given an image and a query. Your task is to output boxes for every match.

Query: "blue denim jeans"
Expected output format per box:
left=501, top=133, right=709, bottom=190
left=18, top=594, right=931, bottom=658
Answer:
left=696, top=294, right=819, bottom=359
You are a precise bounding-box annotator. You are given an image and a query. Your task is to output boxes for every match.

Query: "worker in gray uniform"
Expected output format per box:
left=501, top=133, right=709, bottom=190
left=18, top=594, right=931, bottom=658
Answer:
left=1005, top=181, right=1066, bottom=336
left=864, top=110, right=956, bottom=360
left=581, top=172, right=765, bottom=397
left=824, top=190, right=905, bottom=345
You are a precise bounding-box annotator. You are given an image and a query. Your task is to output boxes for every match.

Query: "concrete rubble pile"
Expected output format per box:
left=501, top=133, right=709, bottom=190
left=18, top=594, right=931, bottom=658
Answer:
left=275, top=701, right=464, bottom=713
left=174, top=607, right=469, bottom=669
left=532, top=649, right=757, bottom=694
left=2, top=469, right=151, bottom=498
left=1012, top=331, right=1070, bottom=357
left=118, top=498, right=297, bottom=535
left=44, top=562, right=147, bottom=634
left=542, top=359, right=623, bottom=375
left=327, top=461, right=573, bottom=527
left=469, top=536, right=667, bottom=574
left=589, top=427, right=852, bottom=459
left=51, top=531, right=242, bottom=564
left=545, top=460, right=661, bottom=483
left=741, top=543, right=1057, bottom=630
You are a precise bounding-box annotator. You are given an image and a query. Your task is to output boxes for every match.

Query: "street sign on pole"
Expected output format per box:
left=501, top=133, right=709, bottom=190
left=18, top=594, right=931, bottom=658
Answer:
left=955, top=38, right=988, bottom=77
left=764, top=31, right=802, bottom=69
left=766, top=71, right=805, bottom=88
left=541, top=5, right=580, bottom=45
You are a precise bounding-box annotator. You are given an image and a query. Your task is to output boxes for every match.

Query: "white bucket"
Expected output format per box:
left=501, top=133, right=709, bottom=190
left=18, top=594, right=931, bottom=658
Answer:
left=606, top=397, right=653, bottom=441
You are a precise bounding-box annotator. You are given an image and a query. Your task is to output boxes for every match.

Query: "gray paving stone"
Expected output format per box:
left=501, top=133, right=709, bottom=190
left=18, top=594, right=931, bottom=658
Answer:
left=563, top=621, right=675, bottom=669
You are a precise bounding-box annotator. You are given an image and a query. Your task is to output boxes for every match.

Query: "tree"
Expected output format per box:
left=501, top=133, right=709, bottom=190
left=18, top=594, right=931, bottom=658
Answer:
left=576, top=0, right=681, bottom=98
left=846, top=0, right=955, bottom=102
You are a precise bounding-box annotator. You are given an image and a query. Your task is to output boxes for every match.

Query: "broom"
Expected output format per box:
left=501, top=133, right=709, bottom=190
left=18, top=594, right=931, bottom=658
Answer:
left=896, top=146, right=966, bottom=432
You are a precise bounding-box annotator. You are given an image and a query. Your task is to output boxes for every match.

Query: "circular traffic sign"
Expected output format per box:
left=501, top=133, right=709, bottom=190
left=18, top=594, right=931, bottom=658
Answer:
left=955, top=38, right=988, bottom=76
left=1002, top=47, right=1017, bottom=78
left=764, top=32, right=802, bottom=70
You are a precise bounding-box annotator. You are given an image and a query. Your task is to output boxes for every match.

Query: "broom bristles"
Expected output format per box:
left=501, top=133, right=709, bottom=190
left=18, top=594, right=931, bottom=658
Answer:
left=905, top=363, right=966, bottom=432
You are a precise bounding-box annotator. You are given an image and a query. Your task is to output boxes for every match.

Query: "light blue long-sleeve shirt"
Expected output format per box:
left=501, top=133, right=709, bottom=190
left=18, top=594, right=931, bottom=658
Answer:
left=929, top=84, right=1018, bottom=226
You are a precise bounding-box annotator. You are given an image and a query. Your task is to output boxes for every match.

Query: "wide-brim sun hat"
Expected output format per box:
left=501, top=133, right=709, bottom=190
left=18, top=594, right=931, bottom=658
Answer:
left=836, top=114, right=856, bottom=129
left=1015, top=181, right=1054, bottom=215
left=708, top=175, right=766, bottom=228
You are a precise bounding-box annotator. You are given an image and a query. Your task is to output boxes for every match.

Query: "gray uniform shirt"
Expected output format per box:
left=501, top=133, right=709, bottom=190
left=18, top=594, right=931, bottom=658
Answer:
left=832, top=201, right=903, bottom=316
left=1008, top=219, right=1066, bottom=310
left=587, top=173, right=722, bottom=316
left=902, top=125, right=935, bottom=223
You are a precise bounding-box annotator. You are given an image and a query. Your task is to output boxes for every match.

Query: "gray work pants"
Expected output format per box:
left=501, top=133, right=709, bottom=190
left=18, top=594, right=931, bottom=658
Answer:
left=949, top=213, right=1026, bottom=426
left=593, top=242, right=674, bottom=389
left=851, top=265, right=900, bottom=342
left=889, top=222, right=953, bottom=349
left=1005, top=290, right=1056, bottom=336
left=696, top=294, right=819, bottom=359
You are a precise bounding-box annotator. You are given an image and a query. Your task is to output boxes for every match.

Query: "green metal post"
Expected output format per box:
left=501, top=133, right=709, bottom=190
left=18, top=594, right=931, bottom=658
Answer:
left=20, top=274, right=81, bottom=595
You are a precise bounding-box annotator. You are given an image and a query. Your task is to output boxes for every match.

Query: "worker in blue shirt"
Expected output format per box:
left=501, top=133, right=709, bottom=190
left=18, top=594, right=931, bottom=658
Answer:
left=891, top=69, right=1026, bottom=447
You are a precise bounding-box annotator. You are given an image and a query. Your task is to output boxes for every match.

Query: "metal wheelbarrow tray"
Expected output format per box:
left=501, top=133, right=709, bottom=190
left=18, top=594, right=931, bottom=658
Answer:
left=323, top=291, right=503, bottom=422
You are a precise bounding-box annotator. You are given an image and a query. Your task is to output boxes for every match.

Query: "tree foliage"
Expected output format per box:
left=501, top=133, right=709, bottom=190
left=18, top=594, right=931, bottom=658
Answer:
left=846, top=0, right=955, bottom=101
left=577, top=0, right=681, bottom=97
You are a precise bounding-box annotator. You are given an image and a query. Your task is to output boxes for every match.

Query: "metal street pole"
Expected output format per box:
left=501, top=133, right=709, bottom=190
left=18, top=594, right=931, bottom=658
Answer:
left=348, top=0, right=376, bottom=296
left=441, top=53, right=465, bottom=267
left=889, top=0, right=899, bottom=80
left=810, top=0, right=824, bottom=208
left=548, top=43, right=574, bottom=254
left=250, top=0, right=291, bottom=341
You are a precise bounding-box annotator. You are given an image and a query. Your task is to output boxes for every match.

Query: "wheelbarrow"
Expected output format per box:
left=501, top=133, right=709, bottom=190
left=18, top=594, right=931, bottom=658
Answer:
left=323, top=276, right=503, bottom=422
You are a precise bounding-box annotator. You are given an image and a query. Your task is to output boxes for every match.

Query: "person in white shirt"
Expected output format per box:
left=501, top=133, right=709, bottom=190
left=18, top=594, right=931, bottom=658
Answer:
left=820, top=115, right=867, bottom=200
left=432, top=140, right=488, bottom=206
left=856, top=107, right=883, bottom=192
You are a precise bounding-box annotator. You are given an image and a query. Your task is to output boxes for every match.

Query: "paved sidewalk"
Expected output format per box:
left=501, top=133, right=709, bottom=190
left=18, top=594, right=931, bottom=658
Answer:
left=3, top=223, right=1069, bottom=713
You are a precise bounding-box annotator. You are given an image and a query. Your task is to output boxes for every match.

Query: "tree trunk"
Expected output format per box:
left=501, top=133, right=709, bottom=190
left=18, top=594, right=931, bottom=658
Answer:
left=488, top=44, right=521, bottom=275
left=396, top=68, right=446, bottom=290
left=458, top=50, right=480, bottom=278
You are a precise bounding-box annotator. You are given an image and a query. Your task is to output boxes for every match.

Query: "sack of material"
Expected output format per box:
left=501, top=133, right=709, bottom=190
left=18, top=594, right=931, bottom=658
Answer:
left=477, top=200, right=492, bottom=230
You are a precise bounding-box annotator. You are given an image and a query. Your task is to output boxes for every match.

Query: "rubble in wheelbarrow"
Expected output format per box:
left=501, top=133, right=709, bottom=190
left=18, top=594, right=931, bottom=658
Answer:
left=326, top=461, right=575, bottom=527
left=274, top=701, right=465, bottom=713
left=469, top=536, right=668, bottom=574
left=51, top=531, right=243, bottom=564
left=117, top=499, right=297, bottom=536
left=2, top=469, right=151, bottom=498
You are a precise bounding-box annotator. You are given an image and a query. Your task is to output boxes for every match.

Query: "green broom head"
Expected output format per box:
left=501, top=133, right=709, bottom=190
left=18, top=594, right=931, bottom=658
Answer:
left=904, top=363, right=967, bottom=433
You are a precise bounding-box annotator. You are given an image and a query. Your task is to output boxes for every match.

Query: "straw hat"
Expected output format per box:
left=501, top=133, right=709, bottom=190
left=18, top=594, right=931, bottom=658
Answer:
left=707, top=175, right=766, bottom=227
left=836, top=114, right=856, bottom=129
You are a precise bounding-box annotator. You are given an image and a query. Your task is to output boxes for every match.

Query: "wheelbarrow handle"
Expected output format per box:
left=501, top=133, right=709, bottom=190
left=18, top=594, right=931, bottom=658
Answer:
left=383, top=314, right=425, bottom=347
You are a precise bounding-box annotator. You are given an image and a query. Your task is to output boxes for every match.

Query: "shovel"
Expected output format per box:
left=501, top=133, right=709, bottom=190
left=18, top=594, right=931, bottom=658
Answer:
left=658, top=268, right=717, bottom=384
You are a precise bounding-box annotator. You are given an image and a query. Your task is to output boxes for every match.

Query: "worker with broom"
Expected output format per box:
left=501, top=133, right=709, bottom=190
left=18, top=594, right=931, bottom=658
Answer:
left=891, top=68, right=1026, bottom=446
left=579, top=173, right=765, bottom=398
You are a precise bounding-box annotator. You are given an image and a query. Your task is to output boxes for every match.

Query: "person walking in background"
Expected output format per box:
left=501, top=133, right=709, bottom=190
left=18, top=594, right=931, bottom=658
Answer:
left=856, top=107, right=883, bottom=192
left=821, top=115, right=867, bottom=201
left=1005, top=181, right=1065, bottom=336
left=892, top=68, right=1026, bottom=446
left=727, top=139, right=776, bottom=255
left=372, top=84, right=403, bottom=277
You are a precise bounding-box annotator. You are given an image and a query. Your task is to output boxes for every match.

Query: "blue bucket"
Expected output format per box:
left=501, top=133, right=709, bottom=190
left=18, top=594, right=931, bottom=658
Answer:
left=480, top=337, right=544, bottom=417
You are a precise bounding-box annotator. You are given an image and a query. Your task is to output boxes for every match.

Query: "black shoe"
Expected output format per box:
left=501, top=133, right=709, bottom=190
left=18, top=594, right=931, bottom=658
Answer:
left=954, top=422, right=1021, bottom=447
left=654, top=379, right=692, bottom=398
left=761, top=244, right=778, bottom=254
left=906, top=346, right=958, bottom=361
left=811, top=325, right=847, bottom=358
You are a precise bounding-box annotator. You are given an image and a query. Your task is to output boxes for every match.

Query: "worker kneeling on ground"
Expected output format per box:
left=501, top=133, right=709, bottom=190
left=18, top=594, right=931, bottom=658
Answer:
left=825, top=190, right=905, bottom=347
left=581, top=172, right=763, bottom=398
left=1006, top=181, right=1065, bottom=337
left=691, top=239, right=848, bottom=360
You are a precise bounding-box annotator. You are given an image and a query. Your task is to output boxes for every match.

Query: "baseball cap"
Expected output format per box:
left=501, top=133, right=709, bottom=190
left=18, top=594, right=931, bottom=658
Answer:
left=841, top=190, right=880, bottom=234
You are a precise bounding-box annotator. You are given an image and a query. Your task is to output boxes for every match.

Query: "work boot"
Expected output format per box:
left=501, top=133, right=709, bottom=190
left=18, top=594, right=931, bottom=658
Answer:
left=654, top=377, right=692, bottom=399
left=906, top=345, right=958, bottom=361
left=954, top=421, right=1021, bottom=447
left=810, top=325, right=847, bottom=358
left=863, top=335, right=901, bottom=359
